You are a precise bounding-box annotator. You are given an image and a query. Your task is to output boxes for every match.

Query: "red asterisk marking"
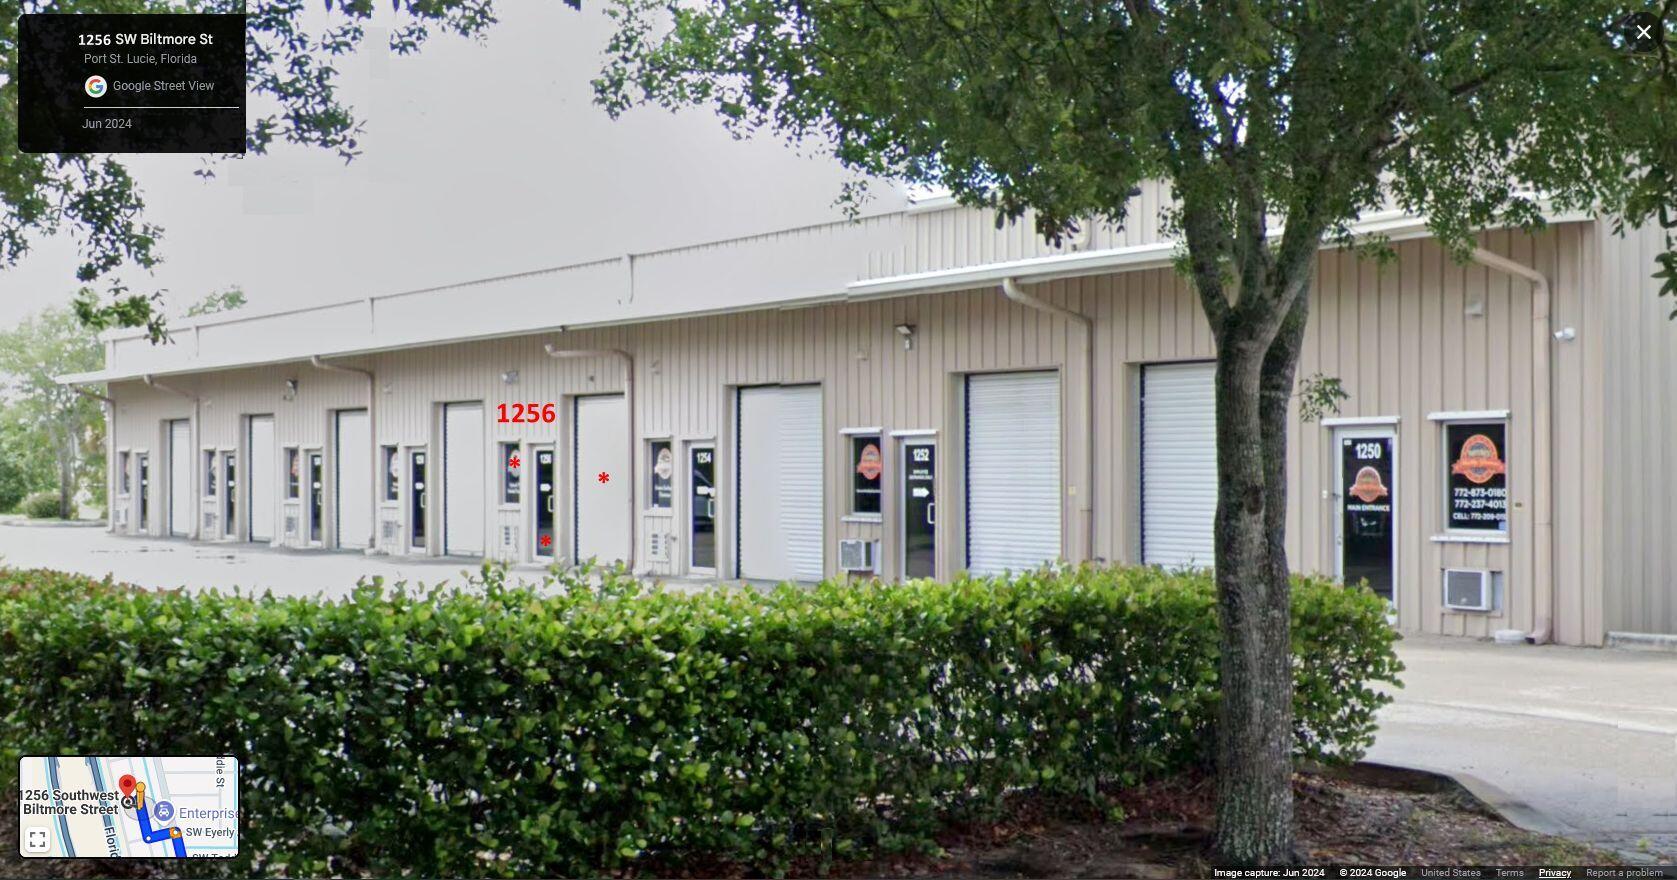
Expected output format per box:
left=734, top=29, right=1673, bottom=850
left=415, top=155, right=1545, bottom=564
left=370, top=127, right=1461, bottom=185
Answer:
left=597, top=472, right=610, bottom=483
left=508, top=455, right=521, bottom=469
left=540, top=534, right=552, bottom=547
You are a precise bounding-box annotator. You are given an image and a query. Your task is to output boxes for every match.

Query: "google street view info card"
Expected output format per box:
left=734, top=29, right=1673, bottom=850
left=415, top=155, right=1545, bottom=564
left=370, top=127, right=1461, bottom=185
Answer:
left=18, top=756, right=238, bottom=859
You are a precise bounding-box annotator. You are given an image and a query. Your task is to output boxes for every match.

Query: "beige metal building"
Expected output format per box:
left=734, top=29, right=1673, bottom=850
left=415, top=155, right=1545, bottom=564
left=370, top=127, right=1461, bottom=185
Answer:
left=60, top=184, right=1677, bottom=647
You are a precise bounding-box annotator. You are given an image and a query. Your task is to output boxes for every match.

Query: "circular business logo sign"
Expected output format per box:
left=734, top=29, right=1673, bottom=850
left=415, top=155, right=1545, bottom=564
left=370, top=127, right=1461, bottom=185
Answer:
left=1450, top=434, right=1507, bottom=485
left=856, top=443, right=883, bottom=481
left=84, top=75, right=107, bottom=98
left=653, top=447, right=674, bottom=480
left=1348, top=466, right=1389, bottom=503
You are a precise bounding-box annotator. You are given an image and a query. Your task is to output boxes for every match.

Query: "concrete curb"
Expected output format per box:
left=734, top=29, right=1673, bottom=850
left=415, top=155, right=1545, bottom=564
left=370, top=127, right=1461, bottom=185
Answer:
left=1607, top=631, right=1677, bottom=653
left=1345, top=761, right=1670, bottom=864
left=1323, top=761, right=1576, bottom=837
left=0, top=518, right=104, bottom=529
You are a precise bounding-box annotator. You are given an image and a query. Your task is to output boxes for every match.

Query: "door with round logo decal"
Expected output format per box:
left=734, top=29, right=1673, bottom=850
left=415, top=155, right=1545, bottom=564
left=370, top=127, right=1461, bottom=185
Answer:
left=1338, top=431, right=1395, bottom=604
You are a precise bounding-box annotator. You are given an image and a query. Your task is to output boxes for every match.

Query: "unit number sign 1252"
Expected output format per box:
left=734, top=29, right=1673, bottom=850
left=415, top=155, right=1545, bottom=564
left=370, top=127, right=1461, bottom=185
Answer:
left=498, top=403, right=557, bottom=424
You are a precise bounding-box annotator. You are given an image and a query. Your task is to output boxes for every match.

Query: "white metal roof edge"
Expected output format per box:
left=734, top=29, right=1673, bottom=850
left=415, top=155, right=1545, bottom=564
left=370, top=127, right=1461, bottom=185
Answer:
left=65, top=206, right=1596, bottom=385
left=846, top=208, right=1592, bottom=299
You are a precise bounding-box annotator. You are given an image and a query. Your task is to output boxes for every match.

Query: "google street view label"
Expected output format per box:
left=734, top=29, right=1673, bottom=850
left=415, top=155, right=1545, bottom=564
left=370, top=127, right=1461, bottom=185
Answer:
left=17, top=756, right=238, bottom=859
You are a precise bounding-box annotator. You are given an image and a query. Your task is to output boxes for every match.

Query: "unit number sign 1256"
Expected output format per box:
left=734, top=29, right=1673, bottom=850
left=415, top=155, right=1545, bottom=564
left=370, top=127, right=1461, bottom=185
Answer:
left=497, top=403, right=557, bottom=424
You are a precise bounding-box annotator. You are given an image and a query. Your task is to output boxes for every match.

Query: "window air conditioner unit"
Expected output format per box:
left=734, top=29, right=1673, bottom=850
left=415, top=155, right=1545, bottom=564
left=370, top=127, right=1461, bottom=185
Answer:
left=115, top=508, right=128, bottom=527
left=1443, top=568, right=1493, bottom=612
left=647, top=532, right=671, bottom=564
left=203, top=512, right=217, bottom=534
left=380, top=518, right=400, bottom=542
left=284, top=514, right=299, bottom=538
left=838, top=539, right=879, bottom=573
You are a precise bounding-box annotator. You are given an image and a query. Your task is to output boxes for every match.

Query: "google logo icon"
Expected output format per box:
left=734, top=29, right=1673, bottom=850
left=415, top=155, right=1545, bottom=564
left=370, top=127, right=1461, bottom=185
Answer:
left=84, top=75, right=106, bottom=98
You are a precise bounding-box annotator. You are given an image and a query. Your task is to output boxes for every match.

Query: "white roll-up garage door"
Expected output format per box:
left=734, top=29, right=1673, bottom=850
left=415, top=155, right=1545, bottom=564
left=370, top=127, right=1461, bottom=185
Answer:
left=573, top=395, right=630, bottom=565
left=443, top=402, right=485, bottom=556
left=335, top=410, right=371, bottom=550
left=966, top=372, right=1061, bottom=576
left=248, top=416, right=275, bottom=542
left=1140, top=362, right=1218, bottom=568
left=737, top=385, right=824, bottom=582
left=168, top=419, right=192, bottom=537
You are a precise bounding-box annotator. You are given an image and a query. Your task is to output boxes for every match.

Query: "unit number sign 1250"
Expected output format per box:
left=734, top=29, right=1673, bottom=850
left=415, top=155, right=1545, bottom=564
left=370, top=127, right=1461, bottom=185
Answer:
left=498, top=403, right=557, bottom=424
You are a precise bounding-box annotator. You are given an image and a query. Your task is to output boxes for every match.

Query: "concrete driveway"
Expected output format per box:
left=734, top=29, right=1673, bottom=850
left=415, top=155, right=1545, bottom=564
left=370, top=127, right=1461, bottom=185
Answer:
left=0, top=518, right=542, bottom=597
left=1372, top=633, right=1677, bottom=861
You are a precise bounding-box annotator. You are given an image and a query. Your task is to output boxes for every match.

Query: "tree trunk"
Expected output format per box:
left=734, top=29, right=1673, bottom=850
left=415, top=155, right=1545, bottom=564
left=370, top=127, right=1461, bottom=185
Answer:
left=1209, top=329, right=1297, bottom=865
left=53, top=427, right=76, bottom=520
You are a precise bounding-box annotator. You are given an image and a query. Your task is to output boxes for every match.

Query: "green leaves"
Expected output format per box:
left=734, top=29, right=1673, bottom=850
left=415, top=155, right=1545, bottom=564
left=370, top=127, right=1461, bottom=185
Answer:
left=0, top=564, right=1399, bottom=876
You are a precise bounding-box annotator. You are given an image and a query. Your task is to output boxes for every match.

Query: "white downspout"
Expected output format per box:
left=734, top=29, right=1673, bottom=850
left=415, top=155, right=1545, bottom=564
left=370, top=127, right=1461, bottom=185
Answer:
left=544, top=343, right=637, bottom=572
left=311, top=356, right=378, bottom=553
left=143, top=374, right=200, bottom=539
left=1467, top=246, right=1554, bottom=645
left=1001, top=278, right=1096, bottom=563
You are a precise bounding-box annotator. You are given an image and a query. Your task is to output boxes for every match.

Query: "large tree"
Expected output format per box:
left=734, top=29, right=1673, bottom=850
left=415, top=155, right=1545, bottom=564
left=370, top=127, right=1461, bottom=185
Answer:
left=1, top=0, right=572, bottom=339
left=0, top=307, right=105, bottom=518
left=594, top=0, right=1677, bottom=863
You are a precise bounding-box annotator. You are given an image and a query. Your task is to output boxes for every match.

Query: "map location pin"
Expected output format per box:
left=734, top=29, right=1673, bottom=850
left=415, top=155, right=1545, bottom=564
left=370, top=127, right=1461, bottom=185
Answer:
left=117, top=774, right=136, bottom=797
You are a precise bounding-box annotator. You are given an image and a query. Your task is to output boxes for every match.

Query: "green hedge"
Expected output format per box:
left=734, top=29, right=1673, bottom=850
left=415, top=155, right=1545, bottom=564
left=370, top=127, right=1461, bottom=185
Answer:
left=0, top=565, right=1401, bottom=877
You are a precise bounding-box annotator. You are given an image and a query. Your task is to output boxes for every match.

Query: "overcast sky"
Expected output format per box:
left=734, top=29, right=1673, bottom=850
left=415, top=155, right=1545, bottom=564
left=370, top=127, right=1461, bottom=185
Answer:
left=1, top=0, right=898, bottom=328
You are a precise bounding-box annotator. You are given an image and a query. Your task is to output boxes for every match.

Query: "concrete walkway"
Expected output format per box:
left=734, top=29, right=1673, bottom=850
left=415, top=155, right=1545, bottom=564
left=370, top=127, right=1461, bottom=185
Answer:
left=0, top=518, right=544, bottom=597
left=1371, top=633, right=1677, bottom=861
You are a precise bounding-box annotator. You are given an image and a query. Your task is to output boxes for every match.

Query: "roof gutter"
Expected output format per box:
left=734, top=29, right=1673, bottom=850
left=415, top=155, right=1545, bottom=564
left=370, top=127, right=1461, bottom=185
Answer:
left=544, top=343, right=637, bottom=573
left=1001, top=278, right=1096, bottom=564
left=1466, top=247, right=1554, bottom=645
left=311, top=356, right=379, bottom=553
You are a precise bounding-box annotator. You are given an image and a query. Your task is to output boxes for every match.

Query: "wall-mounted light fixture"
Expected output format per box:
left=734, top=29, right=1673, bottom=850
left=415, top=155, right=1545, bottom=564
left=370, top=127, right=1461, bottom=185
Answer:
left=283, top=378, right=299, bottom=400
left=894, top=323, right=917, bottom=351
left=1553, top=327, right=1577, bottom=342
left=500, top=370, right=520, bottom=385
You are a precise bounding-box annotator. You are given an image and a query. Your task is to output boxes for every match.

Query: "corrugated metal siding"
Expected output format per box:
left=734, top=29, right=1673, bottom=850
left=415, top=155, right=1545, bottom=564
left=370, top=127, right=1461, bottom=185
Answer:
left=103, top=222, right=1609, bottom=643
left=1599, top=221, right=1676, bottom=636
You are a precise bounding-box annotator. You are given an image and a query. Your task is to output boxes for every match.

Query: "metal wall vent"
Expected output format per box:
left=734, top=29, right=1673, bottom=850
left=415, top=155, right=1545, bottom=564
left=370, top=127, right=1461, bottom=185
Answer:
left=284, top=515, right=299, bottom=537
left=380, top=519, right=400, bottom=541
left=647, top=532, right=670, bottom=564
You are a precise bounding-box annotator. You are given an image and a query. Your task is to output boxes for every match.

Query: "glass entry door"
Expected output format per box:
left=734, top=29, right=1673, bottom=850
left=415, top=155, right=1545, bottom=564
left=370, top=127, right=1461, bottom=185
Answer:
left=532, top=445, right=556, bottom=560
left=902, top=440, right=936, bottom=579
left=1336, top=430, right=1396, bottom=605
left=409, top=449, right=428, bottom=551
left=307, top=451, right=325, bottom=545
left=689, top=445, right=717, bottom=575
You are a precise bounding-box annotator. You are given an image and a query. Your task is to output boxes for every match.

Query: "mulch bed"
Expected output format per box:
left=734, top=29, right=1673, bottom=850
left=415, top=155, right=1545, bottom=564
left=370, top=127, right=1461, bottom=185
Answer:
left=0, top=767, right=1632, bottom=879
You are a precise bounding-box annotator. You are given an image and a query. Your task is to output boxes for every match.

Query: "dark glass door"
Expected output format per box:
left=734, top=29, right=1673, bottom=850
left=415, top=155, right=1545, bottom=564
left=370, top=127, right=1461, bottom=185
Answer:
left=690, top=446, right=716, bottom=572
left=1341, top=435, right=1395, bottom=602
left=223, top=452, right=236, bottom=537
left=410, top=450, right=427, bottom=549
left=308, top=452, right=324, bottom=544
left=137, top=454, right=149, bottom=530
left=534, top=446, right=556, bottom=559
left=903, top=442, right=936, bottom=579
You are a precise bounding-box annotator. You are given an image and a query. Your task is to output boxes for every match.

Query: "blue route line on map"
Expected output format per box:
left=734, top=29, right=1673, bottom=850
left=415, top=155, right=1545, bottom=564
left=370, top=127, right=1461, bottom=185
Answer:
left=134, top=785, right=187, bottom=857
